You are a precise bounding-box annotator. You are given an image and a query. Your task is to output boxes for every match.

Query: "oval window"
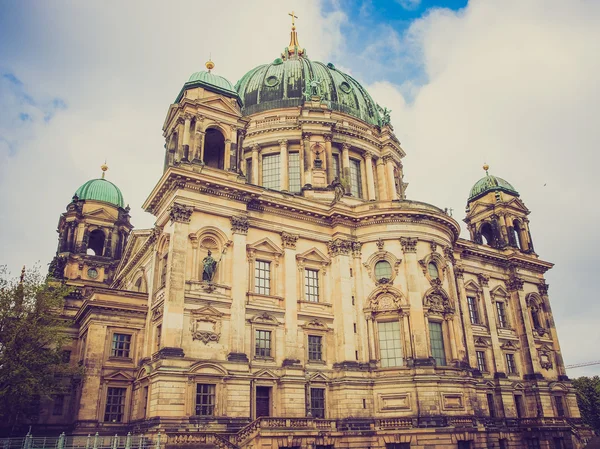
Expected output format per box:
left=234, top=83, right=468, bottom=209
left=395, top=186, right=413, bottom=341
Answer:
left=374, top=260, right=392, bottom=282
left=265, top=75, right=280, bottom=87
left=428, top=262, right=439, bottom=279
left=339, top=81, right=352, bottom=93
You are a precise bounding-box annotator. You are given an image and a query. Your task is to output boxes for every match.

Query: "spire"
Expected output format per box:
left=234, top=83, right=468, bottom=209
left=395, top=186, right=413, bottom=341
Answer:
left=284, top=11, right=305, bottom=59
left=101, top=162, right=108, bottom=179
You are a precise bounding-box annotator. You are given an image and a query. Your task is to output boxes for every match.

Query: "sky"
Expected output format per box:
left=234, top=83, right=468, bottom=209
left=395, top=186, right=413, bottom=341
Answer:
left=0, top=0, right=598, bottom=376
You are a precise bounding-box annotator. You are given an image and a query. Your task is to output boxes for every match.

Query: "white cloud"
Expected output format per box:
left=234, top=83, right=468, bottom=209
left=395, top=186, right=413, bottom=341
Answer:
left=367, top=0, right=600, bottom=374
left=397, top=0, right=421, bottom=11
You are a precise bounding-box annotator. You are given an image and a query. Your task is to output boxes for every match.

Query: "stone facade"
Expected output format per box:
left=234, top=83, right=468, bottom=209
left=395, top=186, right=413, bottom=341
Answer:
left=34, top=27, right=591, bottom=449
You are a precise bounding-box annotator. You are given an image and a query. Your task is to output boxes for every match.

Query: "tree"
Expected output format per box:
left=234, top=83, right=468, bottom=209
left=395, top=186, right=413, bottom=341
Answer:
left=573, top=376, right=600, bottom=434
left=0, top=265, right=78, bottom=433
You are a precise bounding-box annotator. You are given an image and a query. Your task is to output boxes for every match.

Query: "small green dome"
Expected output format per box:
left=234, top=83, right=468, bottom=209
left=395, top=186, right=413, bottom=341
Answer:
left=74, top=178, right=125, bottom=208
left=235, top=56, right=383, bottom=126
left=175, top=71, right=240, bottom=104
left=469, top=174, right=519, bottom=201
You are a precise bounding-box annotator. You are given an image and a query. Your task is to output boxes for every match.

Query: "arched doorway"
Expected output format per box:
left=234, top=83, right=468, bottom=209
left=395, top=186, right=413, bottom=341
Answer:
left=204, top=128, right=225, bottom=169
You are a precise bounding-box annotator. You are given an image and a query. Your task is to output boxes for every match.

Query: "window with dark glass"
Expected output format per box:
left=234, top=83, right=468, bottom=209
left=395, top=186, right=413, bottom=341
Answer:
left=332, top=154, right=340, bottom=179
left=427, top=262, right=439, bottom=279
left=553, top=438, right=564, bottom=449
left=554, top=395, right=566, bottom=417
left=457, top=442, right=472, bottom=449
left=467, top=296, right=480, bottom=324
left=499, top=439, right=508, bottom=449
left=476, top=350, right=487, bottom=372
left=525, top=438, right=541, bottom=449
left=506, top=353, right=517, bottom=374
left=310, top=388, right=325, bottom=418
left=288, top=153, right=301, bottom=193
left=514, top=394, right=525, bottom=418
left=531, top=308, right=542, bottom=329
left=111, top=333, right=131, bottom=358
left=375, top=260, right=392, bottom=281
left=254, top=260, right=271, bottom=295
left=487, top=393, right=496, bottom=418
left=262, top=154, right=280, bottom=190
left=155, top=324, right=162, bottom=351
left=378, top=321, right=404, bottom=367
left=308, top=335, right=323, bottom=361
left=429, top=321, right=446, bottom=366
left=255, top=330, right=272, bottom=357
left=386, top=444, right=410, bottom=449
left=305, top=269, right=319, bottom=302
left=246, top=159, right=253, bottom=183
left=142, top=386, right=149, bottom=418
left=496, top=301, right=508, bottom=328
left=349, top=159, right=362, bottom=198
left=104, top=387, right=126, bottom=423
left=52, top=395, right=65, bottom=416
left=160, top=253, right=168, bottom=287
left=195, top=384, right=215, bottom=416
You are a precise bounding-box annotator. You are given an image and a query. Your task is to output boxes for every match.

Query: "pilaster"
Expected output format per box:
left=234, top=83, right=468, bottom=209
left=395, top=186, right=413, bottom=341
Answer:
left=228, top=215, right=249, bottom=362
left=279, top=139, right=289, bottom=191
left=384, top=155, right=398, bottom=200
left=281, top=232, right=299, bottom=362
left=341, top=143, right=351, bottom=194
left=303, top=133, right=312, bottom=187
left=479, top=273, right=506, bottom=374
left=376, top=158, right=387, bottom=200
left=364, top=151, right=376, bottom=200
left=324, top=135, right=334, bottom=185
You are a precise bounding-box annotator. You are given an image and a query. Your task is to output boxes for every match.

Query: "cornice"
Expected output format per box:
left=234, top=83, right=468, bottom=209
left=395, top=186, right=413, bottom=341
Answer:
left=456, top=239, right=553, bottom=273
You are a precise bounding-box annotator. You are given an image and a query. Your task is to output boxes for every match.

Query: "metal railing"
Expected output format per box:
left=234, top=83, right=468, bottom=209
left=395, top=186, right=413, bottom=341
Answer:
left=0, top=432, right=162, bottom=449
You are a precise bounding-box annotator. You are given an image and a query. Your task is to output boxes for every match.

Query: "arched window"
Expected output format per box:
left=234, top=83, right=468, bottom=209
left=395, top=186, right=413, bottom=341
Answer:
left=513, top=220, right=524, bottom=250
left=204, top=128, right=225, bottom=169
left=480, top=222, right=494, bottom=246
left=87, top=229, right=105, bottom=256
left=428, top=262, right=439, bottom=279
left=374, top=260, right=392, bottom=282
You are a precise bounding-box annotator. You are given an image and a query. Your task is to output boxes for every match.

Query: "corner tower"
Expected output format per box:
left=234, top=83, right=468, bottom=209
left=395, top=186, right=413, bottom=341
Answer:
left=464, top=164, right=534, bottom=252
left=50, top=164, right=133, bottom=284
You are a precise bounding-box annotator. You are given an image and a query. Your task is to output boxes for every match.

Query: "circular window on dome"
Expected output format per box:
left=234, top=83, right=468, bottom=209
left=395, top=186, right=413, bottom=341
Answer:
left=339, top=81, right=352, bottom=93
left=375, top=260, right=393, bottom=283
left=265, top=75, right=280, bottom=87
left=87, top=268, right=99, bottom=279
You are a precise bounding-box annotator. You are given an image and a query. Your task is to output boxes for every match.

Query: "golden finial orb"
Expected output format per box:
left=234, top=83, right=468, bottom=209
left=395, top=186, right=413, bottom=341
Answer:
left=483, top=163, right=489, bottom=175
left=205, top=59, right=215, bottom=72
left=101, top=163, right=108, bottom=179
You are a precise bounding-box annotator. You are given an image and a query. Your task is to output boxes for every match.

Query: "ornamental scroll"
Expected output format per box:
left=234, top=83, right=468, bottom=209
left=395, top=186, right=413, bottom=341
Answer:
left=190, top=306, right=223, bottom=344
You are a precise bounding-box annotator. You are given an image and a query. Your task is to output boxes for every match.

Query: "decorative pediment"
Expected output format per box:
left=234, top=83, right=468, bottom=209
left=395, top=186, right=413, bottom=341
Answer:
left=504, top=197, right=530, bottom=214
left=296, top=247, right=330, bottom=266
left=464, top=279, right=482, bottom=293
left=549, top=382, right=568, bottom=392
left=247, top=238, right=283, bottom=257
left=367, top=286, right=407, bottom=313
left=309, top=372, right=329, bottom=383
left=250, top=312, right=280, bottom=325
left=103, top=371, right=133, bottom=382
left=489, top=285, right=509, bottom=299
left=512, top=382, right=524, bottom=390
left=189, top=362, right=228, bottom=376
left=501, top=340, right=520, bottom=350
left=198, top=96, right=240, bottom=116
left=254, top=369, right=279, bottom=380
left=302, top=318, right=330, bottom=331
left=85, top=207, right=119, bottom=222
left=474, top=337, right=489, bottom=348
left=423, top=287, right=454, bottom=316
left=484, top=381, right=495, bottom=389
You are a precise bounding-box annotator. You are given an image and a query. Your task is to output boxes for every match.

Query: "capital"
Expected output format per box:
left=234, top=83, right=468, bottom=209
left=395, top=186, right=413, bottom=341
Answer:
left=281, top=231, right=298, bottom=249
left=327, top=238, right=354, bottom=256
left=342, top=143, right=351, bottom=151
left=506, top=275, right=524, bottom=292
left=302, top=132, right=311, bottom=141
left=400, top=237, right=418, bottom=253
left=324, top=134, right=333, bottom=142
left=251, top=144, right=260, bottom=153
left=182, top=113, right=193, bottom=121
left=169, top=203, right=193, bottom=224
left=278, top=139, right=288, bottom=146
left=477, top=273, right=490, bottom=287
left=231, top=215, right=249, bottom=235
left=364, top=150, right=375, bottom=160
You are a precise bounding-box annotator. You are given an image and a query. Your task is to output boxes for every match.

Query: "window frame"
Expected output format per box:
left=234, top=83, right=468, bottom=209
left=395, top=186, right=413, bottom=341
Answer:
left=262, top=152, right=281, bottom=190
left=52, top=394, right=65, bottom=416
left=254, top=328, right=273, bottom=359
left=349, top=158, right=363, bottom=198
left=428, top=320, right=447, bottom=366
left=254, top=259, right=272, bottom=296
left=307, top=335, right=323, bottom=362
left=553, top=395, right=567, bottom=417
left=467, top=295, right=481, bottom=325
left=496, top=300, right=509, bottom=329
left=505, top=352, right=518, bottom=375
left=304, top=268, right=320, bottom=303
left=310, top=387, right=326, bottom=418
left=103, top=386, right=127, bottom=423
left=110, top=332, right=132, bottom=359
left=195, top=383, right=216, bottom=417
left=376, top=319, right=405, bottom=368
left=476, top=350, right=488, bottom=373
left=288, top=152, right=301, bottom=193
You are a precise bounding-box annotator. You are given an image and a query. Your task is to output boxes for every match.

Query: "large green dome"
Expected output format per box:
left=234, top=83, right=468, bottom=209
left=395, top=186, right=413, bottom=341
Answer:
left=469, top=174, right=519, bottom=201
left=235, top=57, right=383, bottom=126
left=74, top=178, right=125, bottom=208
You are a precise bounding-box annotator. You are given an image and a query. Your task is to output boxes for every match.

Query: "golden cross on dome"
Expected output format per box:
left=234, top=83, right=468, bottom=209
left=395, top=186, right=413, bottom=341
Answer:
left=288, top=11, right=298, bottom=28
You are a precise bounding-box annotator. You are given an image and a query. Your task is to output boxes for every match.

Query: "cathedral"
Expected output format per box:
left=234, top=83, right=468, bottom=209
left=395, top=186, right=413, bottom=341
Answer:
left=40, top=19, right=589, bottom=449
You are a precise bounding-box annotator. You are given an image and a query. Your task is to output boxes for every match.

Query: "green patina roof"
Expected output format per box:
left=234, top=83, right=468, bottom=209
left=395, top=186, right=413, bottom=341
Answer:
left=175, top=71, right=241, bottom=105
left=469, top=174, right=519, bottom=201
left=234, top=56, right=383, bottom=126
left=74, top=178, right=125, bottom=208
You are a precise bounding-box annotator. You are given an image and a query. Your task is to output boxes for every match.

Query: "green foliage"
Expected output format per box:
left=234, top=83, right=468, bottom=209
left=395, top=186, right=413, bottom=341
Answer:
left=573, top=376, right=600, bottom=434
left=0, top=265, right=79, bottom=429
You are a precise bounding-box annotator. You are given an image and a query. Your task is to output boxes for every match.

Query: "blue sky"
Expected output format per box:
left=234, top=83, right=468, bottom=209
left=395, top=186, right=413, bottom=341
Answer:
left=0, top=0, right=599, bottom=376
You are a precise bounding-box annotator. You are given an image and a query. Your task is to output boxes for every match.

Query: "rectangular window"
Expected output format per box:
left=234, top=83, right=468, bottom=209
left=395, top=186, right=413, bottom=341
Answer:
left=553, top=438, right=564, bottom=449
left=104, top=387, right=126, bottom=423
left=246, top=159, right=252, bottom=183
left=429, top=321, right=447, bottom=366
left=262, top=154, right=280, bottom=190
left=499, top=439, right=508, bottom=449
left=160, top=254, right=168, bottom=287
left=142, top=386, right=149, bottom=418
left=496, top=301, right=508, bottom=328
left=156, top=324, right=162, bottom=351
left=305, top=269, right=320, bottom=302
left=458, top=442, right=472, bottom=449
left=255, top=330, right=272, bottom=357
left=476, top=350, right=487, bottom=372
left=52, top=395, right=65, bottom=416
left=111, top=333, right=131, bottom=358
left=288, top=153, right=301, bottom=193
left=195, top=384, right=215, bottom=416
left=467, top=296, right=479, bottom=324
left=554, top=395, right=566, bottom=417
left=332, top=154, right=340, bottom=179
left=514, top=394, right=525, bottom=418
left=349, top=159, right=363, bottom=198
left=385, top=444, right=410, bottom=449
left=378, top=321, right=404, bottom=367
left=487, top=393, right=496, bottom=418
left=506, top=353, right=517, bottom=374
left=308, top=335, right=323, bottom=361
left=310, top=388, right=325, bottom=418
left=525, top=438, right=541, bottom=449
left=254, top=260, right=271, bottom=295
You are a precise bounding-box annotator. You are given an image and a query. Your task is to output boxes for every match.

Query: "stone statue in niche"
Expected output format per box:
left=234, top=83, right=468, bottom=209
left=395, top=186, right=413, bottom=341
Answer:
left=202, top=250, right=217, bottom=282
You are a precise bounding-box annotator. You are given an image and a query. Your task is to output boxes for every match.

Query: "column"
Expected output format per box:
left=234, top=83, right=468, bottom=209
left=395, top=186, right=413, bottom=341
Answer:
left=522, top=218, right=534, bottom=252
left=384, top=156, right=398, bottom=200
left=353, top=245, right=369, bottom=362
left=328, top=238, right=357, bottom=363
left=396, top=161, right=406, bottom=199
left=303, top=133, right=312, bottom=186
left=228, top=216, right=249, bottom=362
left=279, top=139, right=289, bottom=191
left=498, top=213, right=509, bottom=246
left=236, top=129, right=246, bottom=172
left=161, top=203, right=193, bottom=356
left=364, top=151, right=376, bottom=201
left=400, top=238, right=429, bottom=361
left=538, top=282, right=566, bottom=378
left=281, top=232, right=299, bottom=361
left=194, top=130, right=205, bottom=163
left=341, top=143, right=351, bottom=194
left=325, top=135, right=334, bottom=184
left=479, top=274, right=506, bottom=374
left=251, top=145, right=259, bottom=185
left=181, top=114, right=192, bottom=161
left=376, top=158, right=387, bottom=200
left=224, top=139, right=232, bottom=170
left=366, top=315, right=376, bottom=362
left=189, top=234, right=199, bottom=280
left=454, top=266, right=477, bottom=368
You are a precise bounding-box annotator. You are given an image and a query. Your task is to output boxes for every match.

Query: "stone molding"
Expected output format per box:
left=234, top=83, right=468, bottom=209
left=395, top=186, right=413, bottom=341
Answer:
left=231, top=216, right=249, bottom=235
left=281, top=232, right=299, bottom=249
left=169, top=203, right=193, bottom=223
left=400, top=237, right=417, bottom=253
